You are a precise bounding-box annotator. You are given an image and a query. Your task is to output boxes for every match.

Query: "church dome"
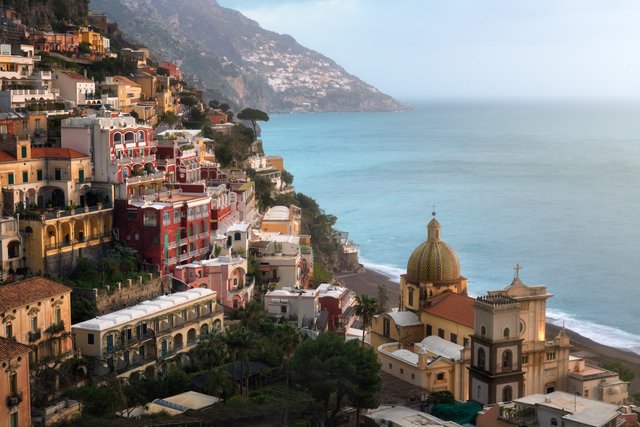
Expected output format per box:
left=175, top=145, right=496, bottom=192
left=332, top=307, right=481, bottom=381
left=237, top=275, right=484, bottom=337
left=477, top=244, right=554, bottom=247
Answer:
left=406, top=215, right=461, bottom=284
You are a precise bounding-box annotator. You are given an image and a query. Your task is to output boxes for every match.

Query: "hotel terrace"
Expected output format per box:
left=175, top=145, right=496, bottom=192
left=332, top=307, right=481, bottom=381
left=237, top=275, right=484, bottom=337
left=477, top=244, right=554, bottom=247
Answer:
left=72, top=288, right=222, bottom=378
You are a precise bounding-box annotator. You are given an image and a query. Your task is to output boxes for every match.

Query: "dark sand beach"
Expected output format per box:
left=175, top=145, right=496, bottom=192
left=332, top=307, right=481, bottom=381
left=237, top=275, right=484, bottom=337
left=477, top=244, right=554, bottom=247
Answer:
left=335, top=268, right=640, bottom=394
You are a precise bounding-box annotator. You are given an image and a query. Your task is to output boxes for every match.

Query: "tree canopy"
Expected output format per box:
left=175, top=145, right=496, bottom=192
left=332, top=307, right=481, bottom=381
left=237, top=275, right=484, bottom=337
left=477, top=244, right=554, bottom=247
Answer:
left=291, top=332, right=381, bottom=426
left=237, top=107, right=269, bottom=136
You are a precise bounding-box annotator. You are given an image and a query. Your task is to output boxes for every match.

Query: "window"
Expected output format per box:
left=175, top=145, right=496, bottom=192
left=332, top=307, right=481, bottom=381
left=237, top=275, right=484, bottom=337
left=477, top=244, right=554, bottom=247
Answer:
left=436, top=373, right=445, bottom=381
left=234, top=232, right=241, bottom=241
left=37, top=169, right=42, bottom=180
left=400, top=368, right=404, bottom=374
left=79, top=169, right=84, bottom=182
left=388, top=363, right=392, bottom=369
left=481, top=326, right=486, bottom=337
left=0, top=124, right=7, bottom=136
left=477, top=348, right=486, bottom=369
left=522, top=354, right=529, bottom=364
left=426, top=324, right=432, bottom=336
left=10, top=412, right=18, bottom=427
left=503, top=327, right=510, bottom=338
left=128, top=210, right=137, bottom=221
left=54, top=307, right=61, bottom=324
left=54, top=168, right=61, bottom=180
left=21, top=145, right=27, bottom=158
left=6, top=322, right=13, bottom=338
left=546, top=351, right=556, bottom=361
left=463, top=338, right=469, bottom=347
left=9, top=371, right=17, bottom=395
left=88, top=333, right=94, bottom=345
left=408, top=288, right=414, bottom=306
left=584, top=389, right=589, bottom=397
left=450, top=333, right=458, bottom=344
left=550, top=418, right=558, bottom=426
left=280, top=305, right=287, bottom=314
left=106, top=334, right=114, bottom=351
left=383, top=318, right=391, bottom=337
left=174, top=209, right=181, bottom=223
left=8, top=173, right=14, bottom=185
left=502, top=350, right=513, bottom=369
left=163, top=211, right=171, bottom=225
left=411, top=373, right=415, bottom=380
left=502, top=385, right=513, bottom=402
left=35, top=118, right=41, bottom=131
left=438, top=328, right=445, bottom=339
left=188, top=208, right=194, bottom=219
left=143, top=211, right=157, bottom=226
left=22, top=171, right=28, bottom=183
left=31, top=316, right=38, bottom=331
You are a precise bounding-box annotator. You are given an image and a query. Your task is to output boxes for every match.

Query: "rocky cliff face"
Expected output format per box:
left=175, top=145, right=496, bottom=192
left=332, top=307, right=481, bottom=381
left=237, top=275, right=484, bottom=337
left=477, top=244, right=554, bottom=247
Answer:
left=0, top=0, right=89, bottom=31
left=89, top=0, right=405, bottom=113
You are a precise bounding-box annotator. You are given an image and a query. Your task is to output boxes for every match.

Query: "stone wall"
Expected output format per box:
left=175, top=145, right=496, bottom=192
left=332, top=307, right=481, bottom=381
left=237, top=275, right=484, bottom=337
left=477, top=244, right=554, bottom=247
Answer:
left=72, top=274, right=168, bottom=315
left=45, top=244, right=104, bottom=277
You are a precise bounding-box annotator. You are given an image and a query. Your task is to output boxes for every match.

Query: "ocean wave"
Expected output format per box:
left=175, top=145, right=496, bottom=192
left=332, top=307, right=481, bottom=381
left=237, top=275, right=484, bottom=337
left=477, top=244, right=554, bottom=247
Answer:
left=547, top=308, right=640, bottom=355
left=360, top=258, right=403, bottom=283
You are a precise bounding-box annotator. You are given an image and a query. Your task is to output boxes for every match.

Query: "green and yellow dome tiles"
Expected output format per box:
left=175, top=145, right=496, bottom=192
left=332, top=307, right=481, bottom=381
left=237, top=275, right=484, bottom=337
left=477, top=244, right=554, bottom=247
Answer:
left=406, top=215, right=461, bottom=284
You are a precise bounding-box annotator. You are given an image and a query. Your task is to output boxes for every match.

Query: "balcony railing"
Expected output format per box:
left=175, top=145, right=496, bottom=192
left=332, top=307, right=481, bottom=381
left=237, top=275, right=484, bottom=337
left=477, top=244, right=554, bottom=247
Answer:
left=117, top=155, right=156, bottom=166
left=6, top=392, right=23, bottom=408
left=179, top=253, right=189, bottom=262
left=28, top=329, right=41, bottom=342
left=126, top=172, right=164, bottom=185
left=46, top=320, right=65, bottom=335
left=167, top=257, right=177, bottom=265
left=199, top=231, right=209, bottom=240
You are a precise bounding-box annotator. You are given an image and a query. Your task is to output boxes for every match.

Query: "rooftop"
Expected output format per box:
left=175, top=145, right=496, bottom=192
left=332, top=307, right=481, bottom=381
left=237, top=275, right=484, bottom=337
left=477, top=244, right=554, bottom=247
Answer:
left=386, top=310, right=422, bottom=327
left=515, top=391, right=620, bottom=426
left=263, top=205, right=290, bottom=222
left=423, top=292, right=475, bottom=328
left=0, top=277, right=71, bottom=312
left=72, top=288, right=214, bottom=331
left=175, top=256, right=244, bottom=269
left=416, top=335, right=465, bottom=360
left=0, top=337, right=30, bottom=361
left=317, top=283, right=349, bottom=299
left=369, top=406, right=462, bottom=427
left=267, top=287, right=318, bottom=298
left=60, top=70, right=93, bottom=83
left=31, top=147, right=89, bottom=159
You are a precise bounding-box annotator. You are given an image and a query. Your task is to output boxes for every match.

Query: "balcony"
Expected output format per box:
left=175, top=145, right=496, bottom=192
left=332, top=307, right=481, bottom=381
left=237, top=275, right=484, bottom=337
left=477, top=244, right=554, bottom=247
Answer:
left=46, top=320, right=65, bottom=335
left=166, top=257, right=177, bottom=265
left=179, top=253, right=189, bottom=262
left=167, top=241, right=177, bottom=250
left=125, top=172, right=165, bottom=185
left=28, top=329, right=41, bottom=342
left=6, top=392, right=23, bottom=407
left=199, top=231, right=209, bottom=240
left=117, top=155, right=156, bottom=166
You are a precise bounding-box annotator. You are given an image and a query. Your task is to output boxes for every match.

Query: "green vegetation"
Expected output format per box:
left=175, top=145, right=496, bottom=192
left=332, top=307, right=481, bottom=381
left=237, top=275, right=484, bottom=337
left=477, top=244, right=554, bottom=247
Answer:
left=291, top=332, right=381, bottom=426
left=69, top=243, right=144, bottom=289
left=237, top=107, right=269, bottom=136
left=603, top=361, right=635, bottom=382
left=212, top=125, right=255, bottom=168
left=312, top=262, right=334, bottom=283
left=355, top=294, right=379, bottom=346
left=376, top=284, right=390, bottom=314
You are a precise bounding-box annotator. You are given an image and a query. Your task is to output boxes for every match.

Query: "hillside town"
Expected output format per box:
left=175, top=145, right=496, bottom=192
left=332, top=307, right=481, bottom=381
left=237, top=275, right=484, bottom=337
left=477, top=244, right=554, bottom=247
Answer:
left=0, top=5, right=639, bottom=427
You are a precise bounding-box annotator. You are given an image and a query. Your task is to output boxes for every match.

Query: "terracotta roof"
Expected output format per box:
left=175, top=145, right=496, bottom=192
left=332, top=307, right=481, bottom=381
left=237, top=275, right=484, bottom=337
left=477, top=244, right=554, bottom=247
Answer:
left=0, top=337, right=30, bottom=361
left=31, top=147, right=89, bottom=159
left=0, top=277, right=71, bottom=312
left=422, top=292, right=475, bottom=328
left=0, top=150, right=16, bottom=162
left=113, top=75, right=141, bottom=87
left=61, top=71, right=93, bottom=83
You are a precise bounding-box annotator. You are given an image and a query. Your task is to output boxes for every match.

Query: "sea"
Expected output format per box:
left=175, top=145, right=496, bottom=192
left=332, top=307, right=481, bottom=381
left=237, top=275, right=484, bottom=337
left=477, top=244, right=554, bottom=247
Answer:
left=260, top=101, right=640, bottom=355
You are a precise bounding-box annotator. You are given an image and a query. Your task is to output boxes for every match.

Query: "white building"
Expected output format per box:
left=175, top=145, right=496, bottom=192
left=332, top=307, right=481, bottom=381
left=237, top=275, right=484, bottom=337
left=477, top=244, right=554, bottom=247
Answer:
left=264, top=287, right=319, bottom=328
left=53, top=70, right=96, bottom=106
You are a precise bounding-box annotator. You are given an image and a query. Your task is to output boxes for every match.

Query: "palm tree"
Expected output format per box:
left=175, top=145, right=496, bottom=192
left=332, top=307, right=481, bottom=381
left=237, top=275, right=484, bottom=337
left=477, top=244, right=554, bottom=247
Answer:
left=192, top=330, right=228, bottom=370
left=275, top=323, right=303, bottom=388
left=355, top=294, right=379, bottom=347
left=224, top=325, right=259, bottom=396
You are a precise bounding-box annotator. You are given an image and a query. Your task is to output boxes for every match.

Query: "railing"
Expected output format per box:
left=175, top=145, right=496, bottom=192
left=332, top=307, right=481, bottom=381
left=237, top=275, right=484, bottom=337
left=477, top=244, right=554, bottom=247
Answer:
left=6, top=392, right=23, bottom=408
left=28, top=329, right=42, bottom=342
left=167, top=241, right=177, bottom=250
left=189, top=250, right=198, bottom=257
left=179, top=253, right=189, bottom=262
left=46, top=320, right=65, bottom=335
left=126, top=172, right=164, bottom=184
left=167, top=257, right=177, bottom=265
left=117, top=155, right=156, bottom=166
left=199, top=231, right=209, bottom=240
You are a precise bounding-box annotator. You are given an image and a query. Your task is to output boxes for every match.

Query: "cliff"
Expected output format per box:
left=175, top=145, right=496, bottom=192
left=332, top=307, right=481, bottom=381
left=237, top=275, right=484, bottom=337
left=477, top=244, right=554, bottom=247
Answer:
left=89, top=0, right=406, bottom=113
left=0, top=0, right=89, bottom=31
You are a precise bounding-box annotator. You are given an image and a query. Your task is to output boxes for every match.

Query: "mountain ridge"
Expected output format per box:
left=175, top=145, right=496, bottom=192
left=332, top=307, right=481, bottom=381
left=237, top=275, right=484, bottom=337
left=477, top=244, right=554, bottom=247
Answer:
left=89, top=0, right=406, bottom=113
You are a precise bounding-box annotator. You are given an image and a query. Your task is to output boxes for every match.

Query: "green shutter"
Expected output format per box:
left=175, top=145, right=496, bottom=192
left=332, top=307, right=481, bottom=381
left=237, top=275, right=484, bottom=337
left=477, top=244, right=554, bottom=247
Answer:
left=79, top=169, right=84, bottom=182
left=22, top=171, right=28, bottom=183
left=21, top=146, right=27, bottom=158
left=8, top=173, right=14, bottom=184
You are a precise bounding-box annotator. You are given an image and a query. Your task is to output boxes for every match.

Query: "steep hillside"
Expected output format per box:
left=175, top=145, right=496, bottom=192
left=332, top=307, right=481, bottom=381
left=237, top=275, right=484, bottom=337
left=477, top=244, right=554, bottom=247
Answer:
left=89, top=0, right=405, bottom=113
left=0, top=0, right=88, bottom=31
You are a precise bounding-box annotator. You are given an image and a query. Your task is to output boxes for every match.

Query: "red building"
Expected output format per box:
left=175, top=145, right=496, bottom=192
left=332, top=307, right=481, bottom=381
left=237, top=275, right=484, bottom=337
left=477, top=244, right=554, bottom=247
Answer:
left=206, top=109, right=228, bottom=125
left=114, top=193, right=211, bottom=274
left=159, top=61, right=182, bottom=81
left=317, top=283, right=358, bottom=335
left=27, top=31, right=78, bottom=53
left=156, top=139, right=200, bottom=184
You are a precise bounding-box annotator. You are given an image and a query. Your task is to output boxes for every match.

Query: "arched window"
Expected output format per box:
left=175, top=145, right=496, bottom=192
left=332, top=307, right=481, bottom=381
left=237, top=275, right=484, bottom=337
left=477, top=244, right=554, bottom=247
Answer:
left=503, top=327, right=510, bottom=338
left=122, top=167, right=129, bottom=178
left=114, top=133, right=122, bottom=144
left=234, top=232, right=241, bottom=241
left=477, top=348, right=486, bottom=369
left=502, top=385, right=513, bottom=402
left=408, top=288, right=414, bottom=306
left=124, top=132, right=135, bottom=143
left=481, top=326, right=486, bottom=337
left=137, top=131, right=145, bottom=142
left=502, top=350, right=513, bottom=369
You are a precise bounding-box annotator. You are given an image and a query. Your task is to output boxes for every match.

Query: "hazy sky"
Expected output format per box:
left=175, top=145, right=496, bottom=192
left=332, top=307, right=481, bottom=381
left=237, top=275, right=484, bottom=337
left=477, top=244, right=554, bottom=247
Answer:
left=217, top=0, right=640, bottom=101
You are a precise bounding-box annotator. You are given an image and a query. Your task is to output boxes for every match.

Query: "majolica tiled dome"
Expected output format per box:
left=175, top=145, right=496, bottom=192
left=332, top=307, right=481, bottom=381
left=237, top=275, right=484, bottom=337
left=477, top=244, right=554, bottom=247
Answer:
left=406, top=215, right=460, bottom=284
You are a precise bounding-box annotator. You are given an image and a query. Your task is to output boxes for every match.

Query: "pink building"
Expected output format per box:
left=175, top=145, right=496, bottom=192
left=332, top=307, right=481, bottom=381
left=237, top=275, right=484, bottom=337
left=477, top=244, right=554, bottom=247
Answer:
left=173, top=256, right=254, bottom=309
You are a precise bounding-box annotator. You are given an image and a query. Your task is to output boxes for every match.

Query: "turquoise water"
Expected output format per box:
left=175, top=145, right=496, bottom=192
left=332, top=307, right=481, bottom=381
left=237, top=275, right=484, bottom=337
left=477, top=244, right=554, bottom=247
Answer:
left=260, top=102, right=640, bottom=353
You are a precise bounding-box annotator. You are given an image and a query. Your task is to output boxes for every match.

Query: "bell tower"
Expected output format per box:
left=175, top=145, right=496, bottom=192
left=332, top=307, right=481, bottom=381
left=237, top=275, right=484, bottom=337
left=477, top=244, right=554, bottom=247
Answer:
left=469, top=294, right=524, bottom=404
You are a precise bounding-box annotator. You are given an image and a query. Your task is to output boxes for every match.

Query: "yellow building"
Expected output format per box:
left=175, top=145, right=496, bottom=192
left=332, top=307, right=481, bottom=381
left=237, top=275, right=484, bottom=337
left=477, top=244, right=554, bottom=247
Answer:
left=0, top=138, right=93, bottom=213
left=260, top=205, right=301, bottom=236
left=72, top=288, right=223, bottom=378
left=0, top=277, right=73, bottom=364
left=75, top=29, right=104, bottom=53
left=20, top=203, right=112, bottom=276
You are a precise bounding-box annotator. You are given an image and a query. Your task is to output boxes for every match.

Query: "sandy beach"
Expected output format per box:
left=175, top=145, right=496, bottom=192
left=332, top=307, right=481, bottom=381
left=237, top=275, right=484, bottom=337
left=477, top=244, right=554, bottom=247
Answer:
left=335, top=268, right=640, bottom=394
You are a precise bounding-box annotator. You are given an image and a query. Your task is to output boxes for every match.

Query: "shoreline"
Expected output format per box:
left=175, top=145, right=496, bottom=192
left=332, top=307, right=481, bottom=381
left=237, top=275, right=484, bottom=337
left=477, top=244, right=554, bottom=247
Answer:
left=335, top=267, right=640, bottom=393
